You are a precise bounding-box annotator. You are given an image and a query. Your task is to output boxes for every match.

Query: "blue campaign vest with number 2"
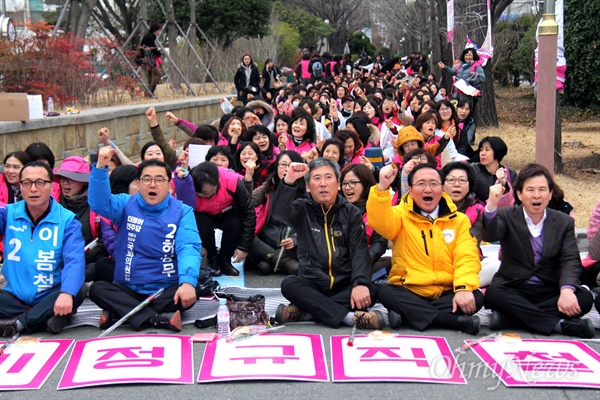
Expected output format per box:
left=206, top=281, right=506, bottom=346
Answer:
left=2, top=200, right=73, bottom=305
left=114, top=196, right=183, bottom=286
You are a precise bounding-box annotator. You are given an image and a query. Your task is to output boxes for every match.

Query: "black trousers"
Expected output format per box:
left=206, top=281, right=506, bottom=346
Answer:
left=484, top=281, right=594, bottom=335
left=89, top=282, right=199, bottom=330
left=195, top=209, right=241, bottom=263
left=0, top=285, right=87, bottom=332
left=280, top=275, right=378, bottom=328
left=378, top=284, right=484, bottom=331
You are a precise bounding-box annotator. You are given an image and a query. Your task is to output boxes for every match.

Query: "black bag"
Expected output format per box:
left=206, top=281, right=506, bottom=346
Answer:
left=197, top=267, right=220, bottom=297
left=136, top=49, right=156, bottom=68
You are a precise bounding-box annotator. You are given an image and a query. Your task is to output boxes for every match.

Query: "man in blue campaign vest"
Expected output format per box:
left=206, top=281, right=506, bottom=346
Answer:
left=88, top=146, right=201, bottom=332
left=0, top=162, right=86, bottom=337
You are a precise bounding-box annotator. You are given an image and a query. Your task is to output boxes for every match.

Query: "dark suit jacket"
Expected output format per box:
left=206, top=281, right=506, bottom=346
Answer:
left=482, top=205, right=582, bottom=288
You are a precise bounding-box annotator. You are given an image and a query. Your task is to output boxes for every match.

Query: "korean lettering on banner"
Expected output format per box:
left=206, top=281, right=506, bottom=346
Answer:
left=94, top=346, right=165, bottom=369
left=125, top=216, right=144, bottom=281
left=505, top=351, right=593, bottom=374
left=33, top=226, right=59, bottom=293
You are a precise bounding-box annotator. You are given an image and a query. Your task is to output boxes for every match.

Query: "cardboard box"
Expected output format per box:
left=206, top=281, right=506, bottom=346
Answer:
left=0, top=92, right=30, bottom=121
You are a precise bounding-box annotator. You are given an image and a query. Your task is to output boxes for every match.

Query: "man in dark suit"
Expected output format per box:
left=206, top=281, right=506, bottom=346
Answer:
left=482, top=163, right=595, bottom=338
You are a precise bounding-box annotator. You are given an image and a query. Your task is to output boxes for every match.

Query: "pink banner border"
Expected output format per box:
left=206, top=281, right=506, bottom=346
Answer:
left=57, top=334, right=194, bottom=390
left=330, top=335, right=466, bottom=384
left=197, top=333, right=329, bottom=383
left=469, top=338, right=600, bottom=388
left=0, top=339, right=73, bottom=391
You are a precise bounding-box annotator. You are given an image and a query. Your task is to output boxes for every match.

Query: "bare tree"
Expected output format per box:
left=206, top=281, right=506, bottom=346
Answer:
left=284, top=0, right=367, bottom=53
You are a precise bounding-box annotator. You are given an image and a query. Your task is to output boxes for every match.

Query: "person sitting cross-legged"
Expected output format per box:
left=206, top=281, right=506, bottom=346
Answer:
left=88, top=146, right=202, bottom=332
left=367, top=164, right=484, bottom=335
left=272, top=158, right=383, bottom=330
left=483, top=163, right=595, bottom=338
left=0, top=162, right=86, bottom=336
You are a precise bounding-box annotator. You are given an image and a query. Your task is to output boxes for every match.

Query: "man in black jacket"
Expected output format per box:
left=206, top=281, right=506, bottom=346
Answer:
left=271, top=158, right=383, bottom=329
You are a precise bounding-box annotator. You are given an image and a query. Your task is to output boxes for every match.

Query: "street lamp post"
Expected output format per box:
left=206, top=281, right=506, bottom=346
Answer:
left=535, top=0, right=558, bottom=174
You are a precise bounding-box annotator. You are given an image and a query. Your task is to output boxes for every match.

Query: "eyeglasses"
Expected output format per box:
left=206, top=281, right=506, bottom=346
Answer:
left=278, top=162, right=291, bottom=169
left=341, top=180, right=361, bottom=189
left=445, top=177, right=469, bottom=186
left=140, top=177, right=168, bottom=186
left=411, top=156, right=429, bottom=163
left=21, top=180, right=52, bottom=189
left=197, top=184, right=218, bottom=198
left=412, top=181, right=442, bottom=189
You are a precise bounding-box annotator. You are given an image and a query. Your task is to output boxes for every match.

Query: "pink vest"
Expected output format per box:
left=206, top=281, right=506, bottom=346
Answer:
left=194, top=167, right=240, bottom=215
left=301, top=60, right=311, bottom=79
left=285, top=139, right=315, bottom=155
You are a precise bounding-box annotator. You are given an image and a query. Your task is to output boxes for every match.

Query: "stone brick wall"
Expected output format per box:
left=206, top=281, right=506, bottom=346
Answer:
left=0, top=95, right=223, bottom=164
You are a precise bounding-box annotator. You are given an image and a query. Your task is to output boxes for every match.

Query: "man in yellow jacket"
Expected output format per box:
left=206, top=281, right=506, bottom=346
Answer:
left=367, top=163, right=483, bottom=334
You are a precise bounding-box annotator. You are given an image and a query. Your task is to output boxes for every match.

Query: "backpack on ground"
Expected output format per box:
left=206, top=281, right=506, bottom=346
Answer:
left=312, top=61, right=323, bottom=79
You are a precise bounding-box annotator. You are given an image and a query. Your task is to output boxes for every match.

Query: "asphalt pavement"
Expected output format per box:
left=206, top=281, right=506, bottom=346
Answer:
left=4, top=270, right=600, bottom=400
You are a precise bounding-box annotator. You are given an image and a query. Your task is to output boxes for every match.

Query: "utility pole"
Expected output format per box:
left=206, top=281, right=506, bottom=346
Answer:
left=535, top=0, right=558, bottom=174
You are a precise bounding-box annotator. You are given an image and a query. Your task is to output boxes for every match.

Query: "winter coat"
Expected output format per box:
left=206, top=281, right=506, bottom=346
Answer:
left=367, top=188, right=481, bottom=299
left=234, top=62, right=261, bottom=94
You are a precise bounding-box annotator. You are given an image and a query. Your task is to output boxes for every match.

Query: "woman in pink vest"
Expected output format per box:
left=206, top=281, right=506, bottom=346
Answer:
left=0, top=151, right=31, bottom=206
left=294, top=51, right=312, bottom=86
left=277, top=113, right=316, bottom=157
left=174, top=162, right=255, bottom=277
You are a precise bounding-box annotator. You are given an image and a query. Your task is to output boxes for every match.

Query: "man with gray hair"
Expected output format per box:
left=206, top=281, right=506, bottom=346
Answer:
left=271, top=158, right=383, bottom=329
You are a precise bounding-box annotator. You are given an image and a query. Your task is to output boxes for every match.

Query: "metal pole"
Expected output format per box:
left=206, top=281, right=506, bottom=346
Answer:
left=535, top=0, right=558, bottom=174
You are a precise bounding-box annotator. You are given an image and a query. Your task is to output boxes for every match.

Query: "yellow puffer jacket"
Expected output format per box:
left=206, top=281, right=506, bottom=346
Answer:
left=367, top=186, right=481, bottom=299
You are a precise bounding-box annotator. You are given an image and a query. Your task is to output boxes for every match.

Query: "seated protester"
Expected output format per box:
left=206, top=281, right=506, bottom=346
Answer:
left=0, top=162, right=86, bottom=336
left=88, top=147, right=202, bottom=332
left=272, top=158, right=383, bottom=330
left=175, top=161, right=255, bottom=277
left=205, top=145, right=236, bottom=169
left=297, top=98, right=330, bottom=140
left=94, top=165, right=140, bottom=282
left=319, top=138, right=345, bottom=170
left=391, top=125, right=425, bottom=170
left=246, top=99, right=275, bottom=131
left=367, top=164, right=483, bottom=335
left=247, top=125, right=280, bottom=162
left=249, top=151, right=305, bottom=275
left=456, top=97, right=477, bottom=148
left=335, top=129, right=364, bottom=167
left=345, top=114, right=381, bottom=155
left=278, top=113, right=317, bottom=157
left=341, top=164, right=390, bottom=275
left=435, top=100, right=470, bottom=157
left=581, top=200, right=600, bottom=288
left=236, top=107, right=264, bottom=129
left=224, top=116, right=249, bottom=153
left=516, top=179, right=574, bottom=217
left=235, top=141, right=273, bottom=189
left=273, top=114, right=291, bottom=137
left=145, top=107, right=178, bottom=169
left=54, top=157, right=108, bottom=281
left=483, top=163, right=595, bottom=338
left=441, top=162, right=484, bottom=247
left=395, top=148, right=437, bottom=203
left=414, top=112, right=452, bottom=169
left=471, top=136, right=517, bottom=206
left=0, top=151, right=31, bottom=209
left=361, top=99, right=395, bottom=163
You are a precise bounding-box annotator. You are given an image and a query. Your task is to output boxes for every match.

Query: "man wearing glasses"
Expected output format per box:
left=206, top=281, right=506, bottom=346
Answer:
left=0, top=162, right=86, bottom=337
left=87, top=146, right=201, bottom=332
left=367, top=163, right=483, bottom=334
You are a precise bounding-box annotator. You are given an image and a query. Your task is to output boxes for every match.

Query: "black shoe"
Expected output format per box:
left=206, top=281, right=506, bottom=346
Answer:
left=457, top=315, right=480, bottom=335
left=256, top=261, right=272, bottom=275
left=274, top=304, right=305, bottom=323
left=387, top=309, right=402, bottom=329
left=489, top=311, right=510, bottom=331
left=149, top=310, right=182, bottom=332
left=220, top=261, right=240, bottom=276
left=207, top=257, right=222, bottom=277
left=561, top=318, right=595, bottom=339
left=46, top=315, right=69, bottom=334
left=0, top=318, right=18, bottom=337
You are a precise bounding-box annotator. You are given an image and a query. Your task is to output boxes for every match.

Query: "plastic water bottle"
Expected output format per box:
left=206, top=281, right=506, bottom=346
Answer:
left=47, top=97, right=54, bottom=113
left=217, top=298, right=231, bottom=338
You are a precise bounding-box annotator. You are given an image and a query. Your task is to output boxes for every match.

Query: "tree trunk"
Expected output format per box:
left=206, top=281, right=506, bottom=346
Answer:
left=429, top=0, right=441, bottom=78
left=477, top=62, right=499, bottom=128
left=555, top=92, right=563, bottom=173
left=67, top=0, right=81, bottom=33
left=165, top=0, right=181, bottom=87
left=140, top=0, right=148, bottom=37
left=74, top=0, right=97, bottom=39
